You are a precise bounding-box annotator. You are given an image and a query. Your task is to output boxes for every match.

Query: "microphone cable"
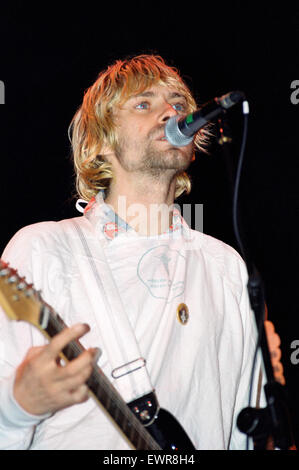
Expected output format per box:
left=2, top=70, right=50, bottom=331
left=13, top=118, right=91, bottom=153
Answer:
left=231, top=100, right=250, bottom=265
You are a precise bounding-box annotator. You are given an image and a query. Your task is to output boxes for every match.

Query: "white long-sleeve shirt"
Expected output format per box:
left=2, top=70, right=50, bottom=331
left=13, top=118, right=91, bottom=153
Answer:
left=0, top=193, right=263, bottom=450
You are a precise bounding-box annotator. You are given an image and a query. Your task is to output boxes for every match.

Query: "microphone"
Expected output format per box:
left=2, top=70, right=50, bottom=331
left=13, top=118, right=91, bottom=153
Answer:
left=165, top=90, right=245, bottom=147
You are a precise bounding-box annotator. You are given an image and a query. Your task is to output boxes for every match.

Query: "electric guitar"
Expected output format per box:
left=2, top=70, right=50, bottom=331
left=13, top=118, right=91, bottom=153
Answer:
left=0, top=259, right=195, bottom=450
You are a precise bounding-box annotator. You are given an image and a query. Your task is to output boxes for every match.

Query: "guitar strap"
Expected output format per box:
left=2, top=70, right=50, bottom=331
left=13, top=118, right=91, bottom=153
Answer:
left=70, top=219, right=156, bottom=408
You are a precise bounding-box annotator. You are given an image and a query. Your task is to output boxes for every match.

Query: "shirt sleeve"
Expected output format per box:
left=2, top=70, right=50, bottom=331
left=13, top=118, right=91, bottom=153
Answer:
left=228, top=260, right=266, bottom=450
left=0, top=226, right=50, bottom=449
left=0, top=371, right=50, bottom=449
left=0, top=304, right=50, bottom=449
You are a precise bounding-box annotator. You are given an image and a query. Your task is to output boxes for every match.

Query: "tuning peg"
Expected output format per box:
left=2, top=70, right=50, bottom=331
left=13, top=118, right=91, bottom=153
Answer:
left=25, top=284, right=35, bottom=297
left=16, top=281, right=27, bottom=290
left=8, top=275, right=18, bottom=283
left=0, top=268, right=9, bottom=277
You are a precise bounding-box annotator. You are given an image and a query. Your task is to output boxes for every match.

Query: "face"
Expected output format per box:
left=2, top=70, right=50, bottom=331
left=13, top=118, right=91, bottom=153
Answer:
left=109, top=84, right=194, bottom=178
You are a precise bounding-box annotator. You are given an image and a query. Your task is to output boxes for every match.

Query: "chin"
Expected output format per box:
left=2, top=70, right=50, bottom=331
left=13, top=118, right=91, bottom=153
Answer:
left=163, top=148, right=192, bottom=169
left=143, top=143, right=193, bottom=172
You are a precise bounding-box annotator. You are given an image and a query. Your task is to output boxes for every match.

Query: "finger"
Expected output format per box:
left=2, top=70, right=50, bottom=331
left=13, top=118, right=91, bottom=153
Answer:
left=42, top=323, right=90, bottom=361
left=56, top=346, right=100, bottom=368
left=56, top=348, right=101, bottom=395
left=57, top=347, right=96, bottom=381
left=59, top=351, right=94, bottom=389
left=60, top=364, right=93, bottom=393
left=265, top=320, right=281, bottom=348
left=92, top=347, right=102, bottom=364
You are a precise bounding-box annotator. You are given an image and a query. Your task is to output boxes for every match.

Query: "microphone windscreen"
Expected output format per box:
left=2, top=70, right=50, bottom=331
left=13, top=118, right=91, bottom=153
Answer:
left=164, top=116, right=194, bottom=147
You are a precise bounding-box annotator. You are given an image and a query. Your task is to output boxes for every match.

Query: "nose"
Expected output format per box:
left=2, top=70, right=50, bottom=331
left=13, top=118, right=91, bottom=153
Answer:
left=158, top=102, right=179, bottom=124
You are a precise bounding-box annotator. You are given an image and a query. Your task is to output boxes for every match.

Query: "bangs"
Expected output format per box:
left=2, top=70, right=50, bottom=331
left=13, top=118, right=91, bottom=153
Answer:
left=105, top=55, right=196, bottom=112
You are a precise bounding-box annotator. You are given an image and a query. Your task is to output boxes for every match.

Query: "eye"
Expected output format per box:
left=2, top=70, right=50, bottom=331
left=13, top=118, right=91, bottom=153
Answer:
left=172, top=102, right=186, bottom=112
left=135, top=101, right=149, bottom=110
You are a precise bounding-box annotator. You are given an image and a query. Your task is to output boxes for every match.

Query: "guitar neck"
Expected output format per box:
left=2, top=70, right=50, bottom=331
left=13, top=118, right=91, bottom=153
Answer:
left=40, top=306, right=161, bottom=450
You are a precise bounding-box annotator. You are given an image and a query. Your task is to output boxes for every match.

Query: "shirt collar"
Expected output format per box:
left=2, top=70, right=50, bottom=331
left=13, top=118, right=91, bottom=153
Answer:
left=83, top=191, right=190, bottom=242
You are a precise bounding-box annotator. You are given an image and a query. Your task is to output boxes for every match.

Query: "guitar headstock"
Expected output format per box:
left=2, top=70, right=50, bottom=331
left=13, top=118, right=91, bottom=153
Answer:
left=0, top=259, right=42, bottom=327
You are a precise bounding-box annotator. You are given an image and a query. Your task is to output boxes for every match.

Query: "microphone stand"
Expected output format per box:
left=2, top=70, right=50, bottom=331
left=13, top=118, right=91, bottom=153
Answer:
left=217, top=113, right=295, bottom=450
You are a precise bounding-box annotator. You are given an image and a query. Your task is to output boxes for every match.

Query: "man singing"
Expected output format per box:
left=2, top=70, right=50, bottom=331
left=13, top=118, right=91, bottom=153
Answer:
left=0, top=55, right=263, bottom=449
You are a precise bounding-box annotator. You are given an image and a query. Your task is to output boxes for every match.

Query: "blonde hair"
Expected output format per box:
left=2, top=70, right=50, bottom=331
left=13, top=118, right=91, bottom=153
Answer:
left=69, top=55, right=210, bottom=201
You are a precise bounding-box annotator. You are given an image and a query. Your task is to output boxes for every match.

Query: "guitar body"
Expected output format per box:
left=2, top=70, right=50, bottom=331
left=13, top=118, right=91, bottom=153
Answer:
left=146, top=408, right=195, bottom=450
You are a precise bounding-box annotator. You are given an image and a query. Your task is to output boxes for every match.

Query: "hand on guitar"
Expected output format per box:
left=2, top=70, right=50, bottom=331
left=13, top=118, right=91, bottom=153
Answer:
left=264, top=320, right=285, bottom=386
left=13, top=323, right=97, bottom=416
left=263, top=320, right=297, bottom=450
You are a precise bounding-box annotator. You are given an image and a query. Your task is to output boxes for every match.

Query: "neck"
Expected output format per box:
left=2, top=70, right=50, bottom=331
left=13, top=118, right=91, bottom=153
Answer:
left=105, top=172, right=177, bottom=236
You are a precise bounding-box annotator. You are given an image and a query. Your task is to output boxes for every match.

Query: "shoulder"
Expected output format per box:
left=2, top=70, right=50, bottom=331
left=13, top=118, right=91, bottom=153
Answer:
left=3, top=216, right=86, bottom=254
left=1, top=216, right=88, bottom=283
left=186, top=228, right=248, bottom=291
left=187, top=228, right=244, bottom=264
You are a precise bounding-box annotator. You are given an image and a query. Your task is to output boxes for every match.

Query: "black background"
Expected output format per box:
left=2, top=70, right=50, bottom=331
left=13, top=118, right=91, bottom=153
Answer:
left=0, top=1, right=299, bottom=449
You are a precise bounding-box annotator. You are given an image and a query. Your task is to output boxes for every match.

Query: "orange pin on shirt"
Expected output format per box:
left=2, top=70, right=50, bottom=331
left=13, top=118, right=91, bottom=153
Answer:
left=176, top=303, right=189, bottom=325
